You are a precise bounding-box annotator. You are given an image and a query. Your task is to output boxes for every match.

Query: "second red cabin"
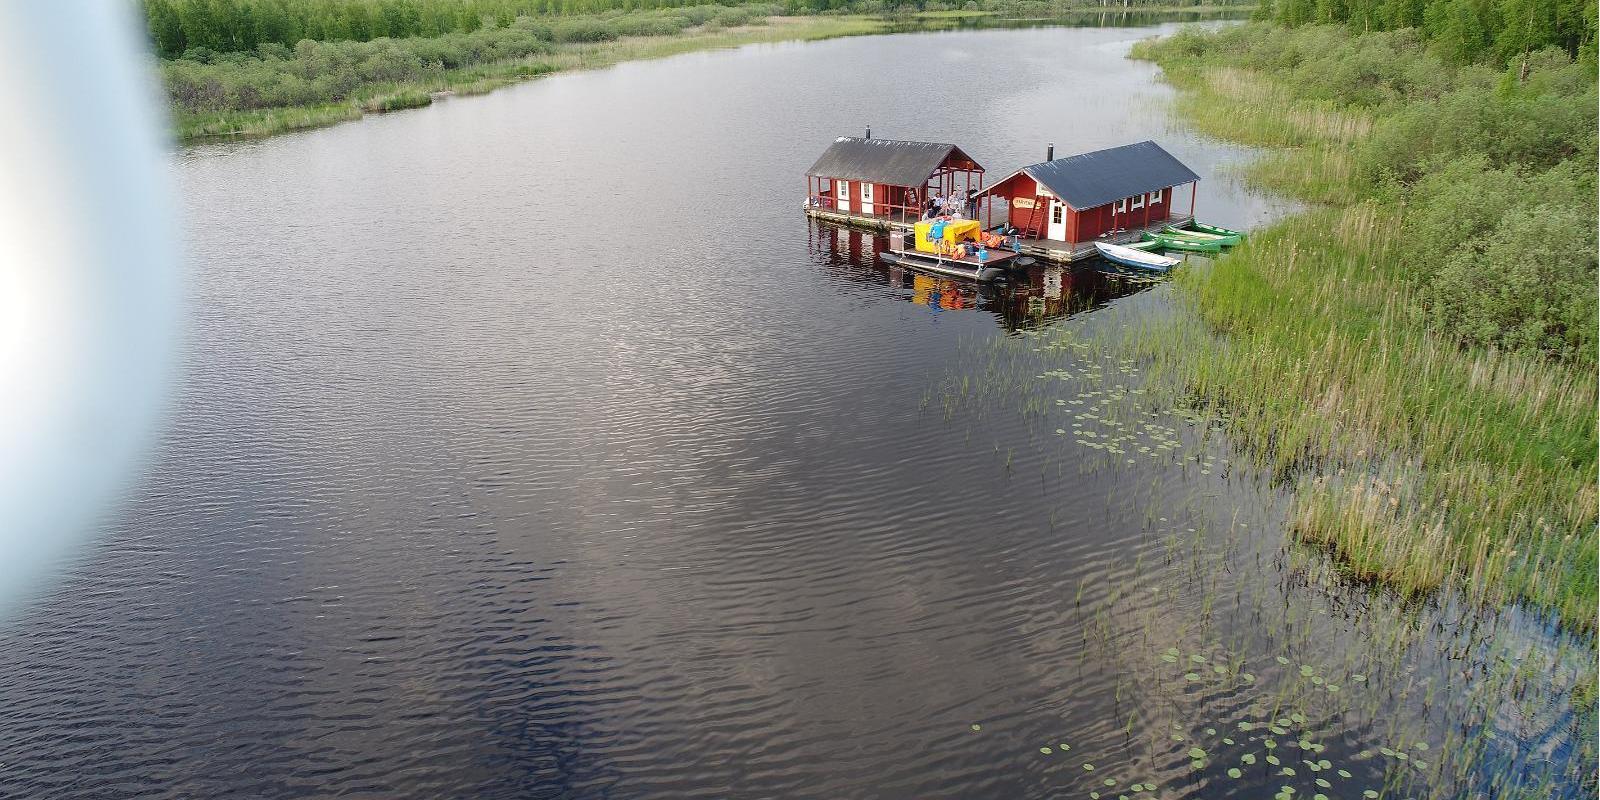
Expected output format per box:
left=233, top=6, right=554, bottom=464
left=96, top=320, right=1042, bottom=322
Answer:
left=975, top=141, right=1200, bottom=245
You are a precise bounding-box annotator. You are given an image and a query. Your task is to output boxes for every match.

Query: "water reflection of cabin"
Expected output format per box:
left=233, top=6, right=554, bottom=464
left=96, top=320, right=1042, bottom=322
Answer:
left=804, top=137, right=984, bottom=225
left=973, top=141, right=1199, bottom=258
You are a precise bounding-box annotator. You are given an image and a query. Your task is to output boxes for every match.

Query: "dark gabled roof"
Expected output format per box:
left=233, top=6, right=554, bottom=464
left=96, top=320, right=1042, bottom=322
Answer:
left=805, top=137, right=980, bottom=186
left=1021, top=141, right=1200, bottom=210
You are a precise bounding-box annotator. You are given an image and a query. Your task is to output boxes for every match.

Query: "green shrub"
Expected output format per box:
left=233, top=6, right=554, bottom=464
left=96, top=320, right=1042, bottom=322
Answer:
left=551, top=17, right=619, bottom=42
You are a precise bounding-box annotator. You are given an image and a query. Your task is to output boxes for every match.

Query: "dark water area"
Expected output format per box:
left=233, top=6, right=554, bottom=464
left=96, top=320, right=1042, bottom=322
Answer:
left=1, top=24, right=1593, bottom=800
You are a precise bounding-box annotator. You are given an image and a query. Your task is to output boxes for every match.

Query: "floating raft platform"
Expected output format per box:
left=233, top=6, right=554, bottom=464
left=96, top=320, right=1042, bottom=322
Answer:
left=803, top=204, right=1196, bottom=264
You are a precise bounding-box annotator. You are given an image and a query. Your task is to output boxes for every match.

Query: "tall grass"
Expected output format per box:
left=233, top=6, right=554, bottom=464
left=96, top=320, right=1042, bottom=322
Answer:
left=1132, top=24, right=1597, bottom=629
left=170, top=14, right=886, bottom=140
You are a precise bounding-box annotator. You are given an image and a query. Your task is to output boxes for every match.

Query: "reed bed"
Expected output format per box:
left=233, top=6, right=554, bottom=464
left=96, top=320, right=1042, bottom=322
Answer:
left=1129, top=25, right=1598, bottom=629
left=172, top=15, right=887, bottom=141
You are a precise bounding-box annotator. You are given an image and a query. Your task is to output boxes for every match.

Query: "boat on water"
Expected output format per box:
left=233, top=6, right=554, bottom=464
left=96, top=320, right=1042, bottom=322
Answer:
left=1161, top=225, right=1243, bottom=246
left=1188, top=221, right=1246, bottom=239
left=1094, top=241, right=1181, bottom=272
left=880, top=217, right=1029, bottom=283
left=1142, top=231, right=1223, bottom=253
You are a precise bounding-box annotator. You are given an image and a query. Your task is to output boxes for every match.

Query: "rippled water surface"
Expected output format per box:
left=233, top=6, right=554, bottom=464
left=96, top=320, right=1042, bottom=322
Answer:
left=2, top=23, right=1594, bottom=800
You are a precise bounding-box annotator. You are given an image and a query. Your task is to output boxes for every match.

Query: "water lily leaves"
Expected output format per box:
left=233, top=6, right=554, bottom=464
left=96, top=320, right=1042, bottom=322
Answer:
left=1227, top=767, right=1242, bottom=778
left=1188, top=747, right=1206, bottom=760
left=1241, top=753, right=1257, bottom=765
left=969, top=724, right=981, bottom=732
left=1040, top=747, right=1052, bottom=755
left=1185, top=673, right=1202, bottom=682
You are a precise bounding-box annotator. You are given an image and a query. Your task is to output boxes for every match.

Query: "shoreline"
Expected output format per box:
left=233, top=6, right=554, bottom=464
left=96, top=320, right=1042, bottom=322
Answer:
left=1126, top=24, right=1597, bottom=630
left=167, top=8, right=1251, bottom=144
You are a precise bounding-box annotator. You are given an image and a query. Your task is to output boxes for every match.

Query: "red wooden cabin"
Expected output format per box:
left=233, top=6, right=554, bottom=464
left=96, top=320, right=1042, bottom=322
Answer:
left=805, top=137, right=984, bottom=224
left=974, top=141, right=1200, bottom=244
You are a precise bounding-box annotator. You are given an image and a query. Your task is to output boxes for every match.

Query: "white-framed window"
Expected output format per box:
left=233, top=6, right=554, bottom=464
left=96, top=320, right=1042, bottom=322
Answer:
left=837, top=180, right=849, bottom=204
left=1149, top=190, right=1163, bottom=205
left=1051, top=204, right=1063, bottom=224
left=862, top=183, right=873, bottom=202
left=1114, top=198, right=1127, bottom=213
left=1131, top=194, right=1145, bottom=210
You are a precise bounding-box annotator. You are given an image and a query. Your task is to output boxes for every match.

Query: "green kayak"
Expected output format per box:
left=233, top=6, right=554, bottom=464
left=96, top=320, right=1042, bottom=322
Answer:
left=1191, top=221, right=1246, bottom=239
left=1143, top=232, right=1223, bottom=253
left=1162, top=225, right=1243, bottom=247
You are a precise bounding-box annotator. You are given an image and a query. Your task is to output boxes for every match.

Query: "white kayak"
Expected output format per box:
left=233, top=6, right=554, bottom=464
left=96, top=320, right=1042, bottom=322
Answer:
left=1094, top=241, right=1181, bottom=272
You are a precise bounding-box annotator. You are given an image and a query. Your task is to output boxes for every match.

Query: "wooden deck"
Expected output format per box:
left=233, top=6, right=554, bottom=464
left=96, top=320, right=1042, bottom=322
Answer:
left=803, top=203, right=1193, bottom=263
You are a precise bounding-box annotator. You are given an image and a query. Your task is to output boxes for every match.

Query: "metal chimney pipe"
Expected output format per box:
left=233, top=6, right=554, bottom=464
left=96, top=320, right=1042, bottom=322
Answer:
left=866, top=126, right=871, bottom=139
left=1047, top=142, right=1055, bottom=160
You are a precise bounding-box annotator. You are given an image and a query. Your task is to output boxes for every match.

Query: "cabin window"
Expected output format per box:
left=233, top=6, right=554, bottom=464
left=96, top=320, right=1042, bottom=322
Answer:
left=1114, top=198, right=1127, bottom=213
left=1051, top=204, right=1063, bottom=224
left=1131, top=194, right=1145, bottom=210
left=836, top=180, right=849, bottom=204
left=1149, top=191, right=1162, bottom=205
left=862, top=183, right=873, bottom=201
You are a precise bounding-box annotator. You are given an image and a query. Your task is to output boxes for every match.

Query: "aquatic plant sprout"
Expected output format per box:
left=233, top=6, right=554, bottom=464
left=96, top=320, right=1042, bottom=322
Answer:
left=935, top=297, right=1595, bottom=797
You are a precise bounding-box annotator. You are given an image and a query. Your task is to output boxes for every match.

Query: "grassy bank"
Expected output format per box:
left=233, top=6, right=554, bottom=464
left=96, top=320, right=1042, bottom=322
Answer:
left=158, top=4, right=1260, bottom=142
left=167, top=12, right=888, bottom=140
left=1128, top=24, right=1597, bottom=628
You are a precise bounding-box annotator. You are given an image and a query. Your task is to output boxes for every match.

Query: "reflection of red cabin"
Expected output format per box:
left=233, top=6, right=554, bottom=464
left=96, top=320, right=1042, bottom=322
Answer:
left=805, top=137, right=984, bottom=224
left=975, top=141, right=1199, bottom=245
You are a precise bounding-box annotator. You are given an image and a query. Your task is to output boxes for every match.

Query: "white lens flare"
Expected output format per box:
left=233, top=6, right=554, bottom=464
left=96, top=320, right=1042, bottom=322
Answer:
left=0, top=5, right=180, bottom=618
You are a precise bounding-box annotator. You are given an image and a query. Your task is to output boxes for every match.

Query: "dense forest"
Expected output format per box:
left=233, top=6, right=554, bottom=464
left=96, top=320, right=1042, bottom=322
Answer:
left=141, top=0, right=1249, bottom=58
left=1253, top=0, right=1594, bottom=62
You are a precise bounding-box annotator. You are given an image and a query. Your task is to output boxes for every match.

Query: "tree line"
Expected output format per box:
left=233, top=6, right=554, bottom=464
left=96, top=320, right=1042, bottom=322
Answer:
left=1253, top=0, right=1595, bottom=63
left=143, top=0, right=1254, bottom=59
left=142, top=0, right=781, bottom=57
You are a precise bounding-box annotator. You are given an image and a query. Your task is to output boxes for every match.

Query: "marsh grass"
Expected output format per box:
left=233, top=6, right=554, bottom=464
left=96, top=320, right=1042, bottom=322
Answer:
left=1129, top=26, right=1598, bottom=629
left=173, top=16, right=887, bottom=141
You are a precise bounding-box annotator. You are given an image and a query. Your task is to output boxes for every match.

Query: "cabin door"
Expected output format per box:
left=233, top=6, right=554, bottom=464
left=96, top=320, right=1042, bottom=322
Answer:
left=1047, top=199, right=1067, bottom=241
left=859, top=182, right=875, bottom=215
left=836, top=180, right=850, bottom=211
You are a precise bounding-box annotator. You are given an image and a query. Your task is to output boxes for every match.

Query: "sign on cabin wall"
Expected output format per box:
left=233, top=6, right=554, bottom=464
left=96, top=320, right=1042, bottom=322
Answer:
left=1012, top=197, right=1036, bottom=210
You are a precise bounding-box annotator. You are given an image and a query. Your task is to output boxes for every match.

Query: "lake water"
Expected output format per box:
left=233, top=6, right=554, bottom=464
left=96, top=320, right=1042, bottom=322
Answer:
left=1, top=22, right=1593, bottom=799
